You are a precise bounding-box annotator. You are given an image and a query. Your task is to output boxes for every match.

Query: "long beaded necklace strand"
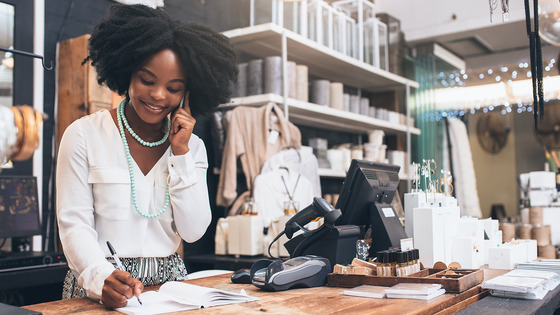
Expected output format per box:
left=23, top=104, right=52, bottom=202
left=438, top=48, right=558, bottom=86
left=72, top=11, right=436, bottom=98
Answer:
left=117, top=100, right=170, bottom=218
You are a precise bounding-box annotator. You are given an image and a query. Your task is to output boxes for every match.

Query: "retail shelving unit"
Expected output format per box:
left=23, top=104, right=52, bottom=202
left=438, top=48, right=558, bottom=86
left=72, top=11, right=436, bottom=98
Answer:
left=222, top=22, right=419, bottom=182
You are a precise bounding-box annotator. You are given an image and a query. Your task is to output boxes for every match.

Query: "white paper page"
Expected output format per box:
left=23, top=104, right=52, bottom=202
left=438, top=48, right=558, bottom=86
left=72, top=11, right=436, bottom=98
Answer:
left=483, top=276, right=545, bottom=293
left=386, top=288, right=446, bottom=300
left=115, top=291, right=200, bottom=315
left=159, top=281, right=258, bottom=308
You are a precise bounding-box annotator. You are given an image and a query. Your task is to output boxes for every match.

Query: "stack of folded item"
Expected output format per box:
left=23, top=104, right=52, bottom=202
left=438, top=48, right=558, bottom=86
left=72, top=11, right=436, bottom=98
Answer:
left=482, top=269, right=560, bottom=300
left=517, top=259, right=560, bottom=275
left=384, top=283, right=446, bottom=300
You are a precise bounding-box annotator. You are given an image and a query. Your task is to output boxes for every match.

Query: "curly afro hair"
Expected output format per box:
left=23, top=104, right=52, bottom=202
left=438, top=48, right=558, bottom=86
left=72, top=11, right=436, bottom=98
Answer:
left=85, top=4, right=238, bottom=117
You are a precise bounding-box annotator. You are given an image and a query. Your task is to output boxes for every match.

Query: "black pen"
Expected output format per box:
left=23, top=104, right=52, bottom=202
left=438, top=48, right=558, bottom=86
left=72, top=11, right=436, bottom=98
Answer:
left=106, top=241, right=143, bottom=305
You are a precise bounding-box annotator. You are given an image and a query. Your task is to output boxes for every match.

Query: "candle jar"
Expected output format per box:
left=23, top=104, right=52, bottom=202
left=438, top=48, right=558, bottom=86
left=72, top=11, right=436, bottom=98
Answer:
left=283, top=200, right=299, bottom=215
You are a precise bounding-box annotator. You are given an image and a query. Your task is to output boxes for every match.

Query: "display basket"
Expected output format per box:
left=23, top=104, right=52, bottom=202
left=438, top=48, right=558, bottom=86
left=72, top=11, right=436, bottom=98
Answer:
left=327, top=268, right=484, bottom=293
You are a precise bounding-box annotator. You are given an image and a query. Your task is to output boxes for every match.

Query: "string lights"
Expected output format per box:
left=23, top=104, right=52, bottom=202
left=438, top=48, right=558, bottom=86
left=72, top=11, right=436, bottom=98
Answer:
left=432, top=57, right=558, bottom=121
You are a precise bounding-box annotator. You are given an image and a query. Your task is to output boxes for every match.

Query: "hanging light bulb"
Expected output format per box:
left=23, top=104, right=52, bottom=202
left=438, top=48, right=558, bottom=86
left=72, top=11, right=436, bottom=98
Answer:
left=539, top=0, right=560, bottom=46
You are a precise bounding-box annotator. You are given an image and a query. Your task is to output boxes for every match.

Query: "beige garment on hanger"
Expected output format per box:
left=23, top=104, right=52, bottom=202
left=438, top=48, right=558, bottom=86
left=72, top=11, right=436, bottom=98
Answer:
left=217, top=102, right=302, bottom=207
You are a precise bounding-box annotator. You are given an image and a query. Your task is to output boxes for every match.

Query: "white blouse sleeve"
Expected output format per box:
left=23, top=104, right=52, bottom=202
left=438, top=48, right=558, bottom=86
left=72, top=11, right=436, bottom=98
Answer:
left=56, top=120, right=115, bottom=300
left=167, top=136, right=212, bottom=242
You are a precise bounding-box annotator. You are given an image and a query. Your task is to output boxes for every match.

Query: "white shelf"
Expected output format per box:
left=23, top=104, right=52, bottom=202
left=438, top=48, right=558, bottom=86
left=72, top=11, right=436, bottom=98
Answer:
left=319, top=168, right=409, bottom=180
left=223, top=23, right=419, bottom=92
left=221, top=94, right=421, bottom=135
left=318, top=168, right=347, bottom=178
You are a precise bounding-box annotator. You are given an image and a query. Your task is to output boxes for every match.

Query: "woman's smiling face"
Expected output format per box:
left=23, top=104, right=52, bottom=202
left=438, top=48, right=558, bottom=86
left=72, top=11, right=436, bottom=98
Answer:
left=128, top=49, right=187, bottom=125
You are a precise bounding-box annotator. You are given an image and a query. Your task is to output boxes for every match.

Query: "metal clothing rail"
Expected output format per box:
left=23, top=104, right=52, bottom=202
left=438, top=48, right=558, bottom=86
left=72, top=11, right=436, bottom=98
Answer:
left=0, top=46, right=53, bottom=70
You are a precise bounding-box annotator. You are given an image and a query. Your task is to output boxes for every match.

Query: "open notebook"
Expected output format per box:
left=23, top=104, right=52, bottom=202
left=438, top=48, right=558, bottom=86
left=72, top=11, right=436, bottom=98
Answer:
left=116, top=281, right=259, bottom=315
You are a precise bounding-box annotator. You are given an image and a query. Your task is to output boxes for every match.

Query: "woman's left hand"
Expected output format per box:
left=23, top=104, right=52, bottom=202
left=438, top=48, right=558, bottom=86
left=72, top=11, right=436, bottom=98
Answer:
left=169, top=92, right=195, bottom=155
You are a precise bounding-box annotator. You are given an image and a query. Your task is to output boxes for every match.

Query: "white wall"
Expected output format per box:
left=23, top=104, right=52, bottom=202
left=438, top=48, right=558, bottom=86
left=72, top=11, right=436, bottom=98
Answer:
left=375, top=0, right=526, bottom=42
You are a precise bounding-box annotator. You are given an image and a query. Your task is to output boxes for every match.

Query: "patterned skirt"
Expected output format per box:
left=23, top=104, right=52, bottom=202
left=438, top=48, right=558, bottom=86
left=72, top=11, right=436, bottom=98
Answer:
left=62, top=252, right=188, bottom=299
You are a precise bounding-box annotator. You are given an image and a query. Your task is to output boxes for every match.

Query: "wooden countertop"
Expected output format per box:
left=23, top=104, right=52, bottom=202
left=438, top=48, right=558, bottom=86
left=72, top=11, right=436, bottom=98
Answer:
left=22, top=272, right=488, bottom=315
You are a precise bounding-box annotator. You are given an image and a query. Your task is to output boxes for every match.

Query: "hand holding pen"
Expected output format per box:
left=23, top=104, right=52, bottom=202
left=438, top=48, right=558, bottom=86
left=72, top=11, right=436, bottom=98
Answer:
left=105, top=241, right=143, bottom=306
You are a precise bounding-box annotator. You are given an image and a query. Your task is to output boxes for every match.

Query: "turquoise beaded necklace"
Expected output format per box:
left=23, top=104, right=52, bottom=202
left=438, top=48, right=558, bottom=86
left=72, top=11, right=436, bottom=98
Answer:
left=120, top=100, right=171, bottom=147
left=116, top=100, right=170, bottom=218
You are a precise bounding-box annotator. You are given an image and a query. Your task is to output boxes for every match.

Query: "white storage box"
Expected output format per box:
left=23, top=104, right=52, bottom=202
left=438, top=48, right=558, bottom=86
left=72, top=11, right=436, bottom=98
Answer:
left=488, top=243, right=526, bottom=270
left=529, top=171, right=556, bottom=190
left=543, top=207, right=560, bottom=246
left=227, top=215, right=263, bottom=256
left=413, top=207, right=445, bottom=268
left=452, top=237, right=482, bottom=269
left=404, top=191, right=426, bottom=238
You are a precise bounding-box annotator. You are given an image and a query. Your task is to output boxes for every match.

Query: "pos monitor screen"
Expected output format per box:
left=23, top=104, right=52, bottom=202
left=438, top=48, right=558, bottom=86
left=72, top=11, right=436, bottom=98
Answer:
left=0, top=176, right=41, bottom=239
left=335, top=159, right=406, bottom=256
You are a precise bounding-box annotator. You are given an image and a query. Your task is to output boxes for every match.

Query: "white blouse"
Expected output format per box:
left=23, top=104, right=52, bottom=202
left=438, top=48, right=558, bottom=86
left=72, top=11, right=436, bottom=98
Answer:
left=56, top=110, right=211, bottom=299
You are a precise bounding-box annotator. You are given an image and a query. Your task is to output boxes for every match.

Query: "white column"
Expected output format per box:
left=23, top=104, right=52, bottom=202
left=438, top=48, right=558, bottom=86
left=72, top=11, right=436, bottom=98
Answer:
left=32, top=0, right=45, bottom=252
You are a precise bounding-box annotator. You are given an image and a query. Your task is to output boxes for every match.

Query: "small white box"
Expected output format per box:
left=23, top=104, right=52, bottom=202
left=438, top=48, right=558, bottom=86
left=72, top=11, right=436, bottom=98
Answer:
left=543, top=207, right=560, bottom=246
left=457, top=217, right=484, bottom=240
left=452, top=237, right=482, bottom=269
left=214, top=217, right=229, bottom=255
left=518, top=239, right=538, bottom=262
left=529, top=190, right=556, bottom=207
left=443, top=205, right=460, bottom=264
left=529, top=171, right=556, bottom=189
left=227, top=215, right=263, bottom=256
left=483, top=239, right=500, bottom=265
left=404, top=191, right=426, bottom=238
left=413, top=207, right=445, bottom=268
left=488, top=244, right=526, bottom=270
left=481, top=218, right=500, bottom=241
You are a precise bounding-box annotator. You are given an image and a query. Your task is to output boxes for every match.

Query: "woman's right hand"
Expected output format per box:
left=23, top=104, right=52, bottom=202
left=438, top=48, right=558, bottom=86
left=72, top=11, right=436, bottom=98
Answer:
left=101, top=270, right=143, bottom=308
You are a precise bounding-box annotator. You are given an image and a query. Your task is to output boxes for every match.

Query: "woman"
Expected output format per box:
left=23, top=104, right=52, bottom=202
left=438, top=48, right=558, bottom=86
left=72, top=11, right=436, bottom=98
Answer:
left=56, top=4, right=237, bottom=308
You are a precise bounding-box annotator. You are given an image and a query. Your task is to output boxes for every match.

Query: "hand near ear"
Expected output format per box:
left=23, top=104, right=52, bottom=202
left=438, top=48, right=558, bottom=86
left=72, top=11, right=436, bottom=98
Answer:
left=169, top=91, right=195, bottom=155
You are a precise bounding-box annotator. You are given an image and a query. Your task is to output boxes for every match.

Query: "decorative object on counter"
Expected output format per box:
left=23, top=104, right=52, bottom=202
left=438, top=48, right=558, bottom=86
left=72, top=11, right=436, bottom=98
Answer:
left=264, top=56, right=282, bottom=95
left=310, top=79, right=330, bottom=106
left=247, top=58, right=264, bottom=95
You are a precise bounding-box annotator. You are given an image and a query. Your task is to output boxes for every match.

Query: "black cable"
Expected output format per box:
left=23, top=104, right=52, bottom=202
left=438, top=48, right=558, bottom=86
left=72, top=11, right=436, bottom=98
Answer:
left=524, top=0, right=545, bottom=129
left=267, top=230, right=285, bottom=259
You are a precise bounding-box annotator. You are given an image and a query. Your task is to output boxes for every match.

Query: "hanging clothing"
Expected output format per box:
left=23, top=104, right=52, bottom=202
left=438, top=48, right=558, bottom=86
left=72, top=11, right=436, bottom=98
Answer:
left=260, top=148, right=321, bottom=198
left=216, top=102, right=302, bottom=207
left=253, top=168, right=314, bottom=228
left=446, top=117, right=482, bottom=217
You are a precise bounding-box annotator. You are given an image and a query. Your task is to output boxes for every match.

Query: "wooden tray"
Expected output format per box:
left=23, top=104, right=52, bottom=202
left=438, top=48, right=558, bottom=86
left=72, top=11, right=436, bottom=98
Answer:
left=327, top=268, right=484, bottom=293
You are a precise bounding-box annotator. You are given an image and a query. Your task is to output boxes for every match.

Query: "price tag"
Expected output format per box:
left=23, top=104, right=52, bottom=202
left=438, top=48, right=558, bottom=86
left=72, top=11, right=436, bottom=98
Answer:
left=400, top=238, right=414, bottom=251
